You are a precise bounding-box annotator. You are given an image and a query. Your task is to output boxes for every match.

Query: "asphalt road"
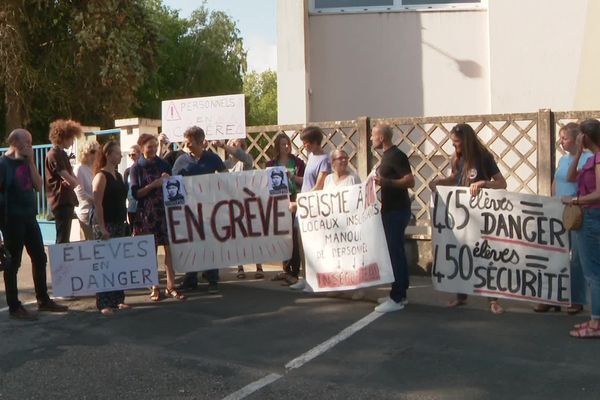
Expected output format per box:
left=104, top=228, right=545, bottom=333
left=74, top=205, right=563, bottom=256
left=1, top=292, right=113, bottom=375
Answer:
left=1, top=263, right=599, bottom=400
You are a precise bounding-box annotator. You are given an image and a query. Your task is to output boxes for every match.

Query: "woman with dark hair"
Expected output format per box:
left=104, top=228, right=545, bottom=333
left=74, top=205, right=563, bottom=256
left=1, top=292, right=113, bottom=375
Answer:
left=92, top=141, right=130, bottom=315
left=266, top=133, right=306, bottom=285
left=130, top=134, right=185, bottom=302
left=429, top=123, right=507, bottom=314
left=563, top=118, right=600, bottom=338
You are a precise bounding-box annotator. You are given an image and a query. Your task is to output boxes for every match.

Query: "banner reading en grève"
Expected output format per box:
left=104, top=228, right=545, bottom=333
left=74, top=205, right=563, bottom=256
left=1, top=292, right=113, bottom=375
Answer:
left=48, top=235, right=158, bottom=297
left=296, top=181, right=395, bottom=292
left=164, top=169, right=293, bottom=272
left=431, top=186, right=571, bottom=305
left=161, top=94, right=246, bottom=143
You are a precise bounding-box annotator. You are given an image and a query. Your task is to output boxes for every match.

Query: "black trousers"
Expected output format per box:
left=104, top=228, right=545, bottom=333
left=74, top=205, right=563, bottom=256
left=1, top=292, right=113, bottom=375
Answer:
left=1, top=216, right=50, bottom=312
left=53, top=205, right=74, bottom=244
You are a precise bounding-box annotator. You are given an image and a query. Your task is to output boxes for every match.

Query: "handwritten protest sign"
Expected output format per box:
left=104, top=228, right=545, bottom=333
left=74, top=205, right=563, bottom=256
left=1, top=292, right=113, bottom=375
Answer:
left=296, top=182, right=395, bottom=292
left=48, top=235, right=158, bottom=297
left=431, top=187, right=571, bottom=305
left=161, top=94, right=246, bottom=142
left=164, top=170, right=293, bottom=272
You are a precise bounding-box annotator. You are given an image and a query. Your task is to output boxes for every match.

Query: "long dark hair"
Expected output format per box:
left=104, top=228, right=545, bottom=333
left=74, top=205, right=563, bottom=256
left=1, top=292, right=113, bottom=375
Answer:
left=272, top=133, right=292, bottom=161
left=450, top=123, right=493, bottom=186
left=581, top=119, right=600, bottom=148
left=94, top=141, right=120, bottom=174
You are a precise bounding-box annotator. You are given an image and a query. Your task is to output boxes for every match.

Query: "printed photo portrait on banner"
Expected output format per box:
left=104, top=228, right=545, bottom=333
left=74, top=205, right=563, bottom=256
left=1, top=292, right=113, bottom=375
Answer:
left=164, top=176, right=186, bottom=206
left=267, top=166, right=289, bottom=195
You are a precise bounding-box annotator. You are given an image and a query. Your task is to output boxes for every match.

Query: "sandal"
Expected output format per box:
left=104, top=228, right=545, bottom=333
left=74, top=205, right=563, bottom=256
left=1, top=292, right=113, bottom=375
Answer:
left=566, top=304, right=584, bottom=315
left=236, top=271, right=246, bottom=279
left=533, top=304, right=561, bottom=313
left=489, top=300, right=504, bottom=315
left=569, top=323, right=600, bottom=338
left=447, top=299, right=467, bottom=308
left=100, top=308, right=114, bottom=315
left=254, top=271, right=264, bottom=279
left=165, top=287, right=186, bottom=301
left=150, top=287, right=162, bottom=302
left=574, top=321, right=592, bottom=329
left=118, top=303, right=131, bottom=310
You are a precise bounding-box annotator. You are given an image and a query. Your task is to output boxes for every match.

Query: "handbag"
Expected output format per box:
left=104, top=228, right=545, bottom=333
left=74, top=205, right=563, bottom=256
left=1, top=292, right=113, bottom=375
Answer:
left=562, top=203, right=583, bottom=230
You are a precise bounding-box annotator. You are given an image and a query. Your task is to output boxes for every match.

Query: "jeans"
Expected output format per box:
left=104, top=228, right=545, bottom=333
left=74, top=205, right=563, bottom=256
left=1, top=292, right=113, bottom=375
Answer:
left=1, top=216, right=51, bottom=312
left=570, top=230, right=587, bottom=305
left=54, top=205, right=74, bottom=244
left=182, top=269, right=219, bottom=286
left=382, top=209, right=411, bottom=303
left=573, top=208, right=600, bottom=319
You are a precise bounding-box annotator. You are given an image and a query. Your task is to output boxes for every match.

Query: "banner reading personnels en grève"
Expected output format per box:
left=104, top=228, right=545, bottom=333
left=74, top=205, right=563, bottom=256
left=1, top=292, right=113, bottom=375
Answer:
left=49, top=235, right=158, bottom=297
left=431, top=186, right=571, bottom=305
left=163, top=169, right=293, bottom=272
left=296, top=181, right=395, bottom=292
left=161, top=94, right=246, bottom=143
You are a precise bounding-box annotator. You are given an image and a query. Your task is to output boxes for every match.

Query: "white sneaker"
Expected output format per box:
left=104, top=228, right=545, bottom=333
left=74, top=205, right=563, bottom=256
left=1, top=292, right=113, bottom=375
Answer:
left=374, top=299, right=405, bottom=313
left=290, top=278, right=306, bottom=290
left=377, top=296, right=408, bottom=305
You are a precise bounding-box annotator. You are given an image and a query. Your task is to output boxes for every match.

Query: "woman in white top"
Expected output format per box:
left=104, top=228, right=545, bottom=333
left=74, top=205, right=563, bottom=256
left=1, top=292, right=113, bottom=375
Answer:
left=324, top=149, right=360, bottom=189
left=324, top=149, right=364, bottom=300
left=74, top=142, right=99, bottom=239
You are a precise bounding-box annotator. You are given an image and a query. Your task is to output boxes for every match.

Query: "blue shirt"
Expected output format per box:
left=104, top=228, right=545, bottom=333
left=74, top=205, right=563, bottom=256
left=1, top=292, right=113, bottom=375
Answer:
left=172, top=151, right=226, bottom=177
left=301, top=153, right=331, bottom=192
left=555, top=152, right=594, bottom=198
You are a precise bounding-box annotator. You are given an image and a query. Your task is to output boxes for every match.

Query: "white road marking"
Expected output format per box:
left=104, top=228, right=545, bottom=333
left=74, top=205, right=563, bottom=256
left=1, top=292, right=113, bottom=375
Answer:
left=285, top=311, right=383, bottom=370
left=221, top=373, right=283, bottom=400
left=222, top=310, right=384, bottom=399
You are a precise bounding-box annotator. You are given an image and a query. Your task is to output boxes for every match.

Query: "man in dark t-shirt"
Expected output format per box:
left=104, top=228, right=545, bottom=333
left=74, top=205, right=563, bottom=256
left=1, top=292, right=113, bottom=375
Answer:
left=1, top=129, right=69, bottom=320
left=370, top=124, right=415, bottom=313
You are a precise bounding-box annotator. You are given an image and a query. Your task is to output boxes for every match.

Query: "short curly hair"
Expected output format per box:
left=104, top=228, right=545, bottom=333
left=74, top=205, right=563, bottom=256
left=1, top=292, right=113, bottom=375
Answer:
left=48, top=119, right=83, bottom=146
left=77, top=141, right=100, bottom=163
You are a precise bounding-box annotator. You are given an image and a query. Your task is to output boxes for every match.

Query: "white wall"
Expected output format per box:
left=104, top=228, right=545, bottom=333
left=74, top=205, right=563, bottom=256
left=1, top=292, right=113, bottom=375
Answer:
left=488, top=0, right=591, bottom=113
left=277, top=0, right=311, bottom=125
left=277, top=0, right=600, bottom=124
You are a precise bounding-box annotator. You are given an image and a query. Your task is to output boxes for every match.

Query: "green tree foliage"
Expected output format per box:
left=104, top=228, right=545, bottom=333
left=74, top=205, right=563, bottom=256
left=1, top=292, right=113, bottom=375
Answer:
left=133, top=2, right=247, bottom=119
left=243, top=70, right=277, bottom=126
left=0, top=0, right=158, bottom=142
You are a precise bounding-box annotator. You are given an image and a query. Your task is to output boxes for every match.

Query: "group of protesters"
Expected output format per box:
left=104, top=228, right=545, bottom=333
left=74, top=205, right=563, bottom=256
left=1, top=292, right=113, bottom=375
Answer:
left=1, top=117, right=599, bottom=339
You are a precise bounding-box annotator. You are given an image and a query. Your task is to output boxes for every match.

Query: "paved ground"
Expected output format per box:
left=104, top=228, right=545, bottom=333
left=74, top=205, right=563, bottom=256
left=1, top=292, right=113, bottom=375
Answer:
left=1, top=254, right=599, bottom=400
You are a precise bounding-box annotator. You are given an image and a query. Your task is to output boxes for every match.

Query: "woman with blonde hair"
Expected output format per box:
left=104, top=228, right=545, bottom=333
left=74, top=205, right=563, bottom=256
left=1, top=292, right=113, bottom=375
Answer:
left=74, top=141, right=100, bottom=240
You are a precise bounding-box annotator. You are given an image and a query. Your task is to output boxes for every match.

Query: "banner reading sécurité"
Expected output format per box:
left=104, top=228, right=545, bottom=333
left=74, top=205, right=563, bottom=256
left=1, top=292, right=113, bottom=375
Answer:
left=296, top=181, right=395, bottom=292
left=431, top=186, right=571, bottom=305
left=164, top=169, right=293, bottom=272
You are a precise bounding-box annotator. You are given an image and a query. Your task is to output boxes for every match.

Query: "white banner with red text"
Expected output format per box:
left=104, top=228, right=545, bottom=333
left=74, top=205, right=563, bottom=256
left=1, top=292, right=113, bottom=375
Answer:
left=431, top=186, right=571, bottom=305
left=296, top=181, right=395, bottom=292
left=164, top=168, right=293, bottom=272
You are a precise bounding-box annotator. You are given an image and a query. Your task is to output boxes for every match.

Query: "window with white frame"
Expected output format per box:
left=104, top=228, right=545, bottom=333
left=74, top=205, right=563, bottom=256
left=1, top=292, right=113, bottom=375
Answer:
left=310, top=0, right=486, bottom=14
